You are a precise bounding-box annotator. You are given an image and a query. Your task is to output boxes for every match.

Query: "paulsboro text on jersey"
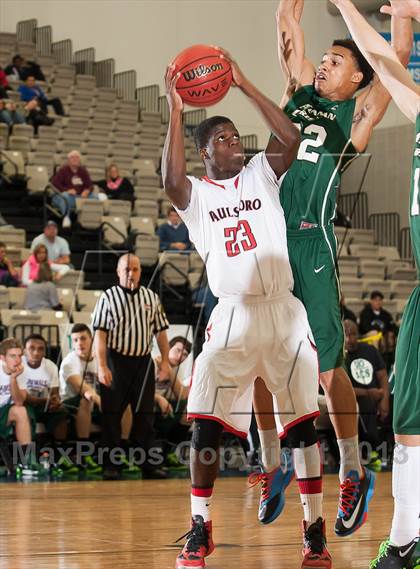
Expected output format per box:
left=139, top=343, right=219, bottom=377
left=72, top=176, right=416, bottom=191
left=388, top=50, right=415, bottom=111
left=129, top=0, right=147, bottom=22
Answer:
left=209, top=198, right=262, bottom=222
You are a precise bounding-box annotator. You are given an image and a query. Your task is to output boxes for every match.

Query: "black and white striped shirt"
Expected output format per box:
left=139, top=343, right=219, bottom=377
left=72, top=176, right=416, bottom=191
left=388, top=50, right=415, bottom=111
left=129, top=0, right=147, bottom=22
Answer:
left=92, top=285, right=169, bottom=357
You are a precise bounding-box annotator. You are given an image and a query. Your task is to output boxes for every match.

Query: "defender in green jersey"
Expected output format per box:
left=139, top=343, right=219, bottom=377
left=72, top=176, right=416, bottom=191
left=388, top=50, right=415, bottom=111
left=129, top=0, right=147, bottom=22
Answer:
left=252, top=0, right=411, bottom=540
left=326, top=2, right=420, bottom=568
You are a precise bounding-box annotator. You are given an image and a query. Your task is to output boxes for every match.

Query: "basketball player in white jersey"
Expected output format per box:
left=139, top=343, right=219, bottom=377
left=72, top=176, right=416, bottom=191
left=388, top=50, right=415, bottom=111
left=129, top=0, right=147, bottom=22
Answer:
left=163, top=49, right=332, bottom=569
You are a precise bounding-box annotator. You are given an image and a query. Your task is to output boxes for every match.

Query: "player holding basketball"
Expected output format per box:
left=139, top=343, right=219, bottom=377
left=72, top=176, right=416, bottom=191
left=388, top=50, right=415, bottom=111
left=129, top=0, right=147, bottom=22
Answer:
left=252, top=0, right=412, bottom=538
left=163, top=52, right=332, bottom=569
left=329, top=2, right=419, bottom=567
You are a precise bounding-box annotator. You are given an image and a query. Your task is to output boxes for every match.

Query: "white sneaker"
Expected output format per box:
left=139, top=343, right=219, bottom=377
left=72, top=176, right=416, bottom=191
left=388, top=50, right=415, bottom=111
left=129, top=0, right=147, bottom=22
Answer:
left=62, top=215, right=71, bottom=228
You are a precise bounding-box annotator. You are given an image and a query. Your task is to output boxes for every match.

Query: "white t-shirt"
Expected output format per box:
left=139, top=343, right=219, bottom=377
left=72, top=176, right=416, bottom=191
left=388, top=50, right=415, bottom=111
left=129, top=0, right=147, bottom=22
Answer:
left=175, top=152, right=294, bottom=298
left=19, top=357, right=59, bottom=399
left=59, top=351, right=99, bottom=400
left=0, top=363, right=29, bottom=408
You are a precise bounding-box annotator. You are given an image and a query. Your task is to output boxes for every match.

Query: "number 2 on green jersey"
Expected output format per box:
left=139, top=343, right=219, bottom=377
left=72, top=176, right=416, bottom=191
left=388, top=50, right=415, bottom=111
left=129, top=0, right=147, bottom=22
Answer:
left=297, top=125, right=327, bottom=164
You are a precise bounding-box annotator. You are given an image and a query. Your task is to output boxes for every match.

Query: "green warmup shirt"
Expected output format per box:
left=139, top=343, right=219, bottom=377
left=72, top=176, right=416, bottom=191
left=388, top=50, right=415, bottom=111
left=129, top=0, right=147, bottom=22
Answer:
left=281, top=85, right=357, bottom=232
left=393, top=113, right=420, bottom=436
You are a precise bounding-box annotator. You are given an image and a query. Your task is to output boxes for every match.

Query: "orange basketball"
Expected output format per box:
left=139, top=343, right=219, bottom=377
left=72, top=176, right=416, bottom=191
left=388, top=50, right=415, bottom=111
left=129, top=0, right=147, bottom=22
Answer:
left=172, top=44, right=232, bottom=108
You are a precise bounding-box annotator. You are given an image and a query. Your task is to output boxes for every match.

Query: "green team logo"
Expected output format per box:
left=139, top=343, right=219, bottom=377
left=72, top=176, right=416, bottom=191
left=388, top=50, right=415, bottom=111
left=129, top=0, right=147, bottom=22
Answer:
left=350, top=358, right=374, bottom=386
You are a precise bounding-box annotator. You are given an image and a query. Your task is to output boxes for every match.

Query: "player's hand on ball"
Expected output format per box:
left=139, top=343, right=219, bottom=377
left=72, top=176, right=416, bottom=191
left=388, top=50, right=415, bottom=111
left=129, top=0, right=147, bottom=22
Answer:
left=380, top=0, right=420, bottom=20
left=98, top=365, right=113, bottom=386
left=213, top=47, right=247, bottom=89
left=165, top=64, right=184, bottom=112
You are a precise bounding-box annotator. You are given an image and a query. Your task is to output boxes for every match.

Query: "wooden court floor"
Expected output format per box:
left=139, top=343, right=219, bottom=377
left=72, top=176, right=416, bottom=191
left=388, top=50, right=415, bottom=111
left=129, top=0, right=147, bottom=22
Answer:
left=0, top=473, right=393, bottom=569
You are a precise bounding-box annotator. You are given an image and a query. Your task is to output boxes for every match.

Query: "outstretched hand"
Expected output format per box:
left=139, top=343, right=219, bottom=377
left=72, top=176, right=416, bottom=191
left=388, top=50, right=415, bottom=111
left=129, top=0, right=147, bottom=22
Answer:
left=380, top=0, right=420, bottom=21
left=165, top=63, right=184, bottom=112
left=212, top=46, right=248, bottom=89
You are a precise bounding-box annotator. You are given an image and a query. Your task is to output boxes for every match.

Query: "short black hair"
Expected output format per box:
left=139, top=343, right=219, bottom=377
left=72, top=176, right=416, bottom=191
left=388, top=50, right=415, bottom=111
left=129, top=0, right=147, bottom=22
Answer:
left=194, top=116, right=234, bottom=152
left=169, top=335, right=192, bottom=354
left=71, top=323, right=92, bottom=337
left=24, top=333, right=47, bottom=347
left=333, top=39, right=374, bottom=89
left=370, top=290, right=384, bottom=300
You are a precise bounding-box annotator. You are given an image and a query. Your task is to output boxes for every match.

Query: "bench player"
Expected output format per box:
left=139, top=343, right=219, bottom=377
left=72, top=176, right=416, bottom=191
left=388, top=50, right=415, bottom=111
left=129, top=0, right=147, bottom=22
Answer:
left=253, top=0, right=412, bottom=538
left=330, top=2, right=419, bottom=567
left=163, top=50, right=332, bottom=569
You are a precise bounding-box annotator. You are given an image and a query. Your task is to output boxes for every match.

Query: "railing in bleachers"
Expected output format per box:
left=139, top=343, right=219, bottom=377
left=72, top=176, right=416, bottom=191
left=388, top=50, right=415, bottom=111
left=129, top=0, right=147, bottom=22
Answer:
left=369, top=212, right=400, bottom=247
left=35, top=25, right=52, bottom=56
left=137, top=85, right=160, bottom=112
left=74, top=47, right=95, bottom=75
left=16, top=19, right=37, bottom=42
left=94, top=58, right=115, bottom=88
left=242, top=134, right=258, bottom=151
left=338, top=191, right=369, bottom=229
left=114, top=70, right=136, bottom=101
left=183, top=110, right=206, bottom=136
left=399, top=226, right=413, bottom=261
left=52, top=39, right=72, bottom=64
left=158, top=95, right=170, bottom=123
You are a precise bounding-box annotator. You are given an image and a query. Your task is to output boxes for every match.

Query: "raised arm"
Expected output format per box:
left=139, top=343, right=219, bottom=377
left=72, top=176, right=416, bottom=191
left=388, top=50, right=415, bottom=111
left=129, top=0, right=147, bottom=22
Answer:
left=161, top=65, right=192, bottom=210
left=331, top=0, right=419, bottom=124
left=220, top=50, right=300, bottom=178
left=276, top=0, right=316, bottom=101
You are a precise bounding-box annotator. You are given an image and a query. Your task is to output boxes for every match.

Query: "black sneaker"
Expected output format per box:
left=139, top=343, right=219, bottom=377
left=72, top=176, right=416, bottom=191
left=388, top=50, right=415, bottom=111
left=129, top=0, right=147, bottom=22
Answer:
left=370, top=539, right=418, bottom=568
left=301, top=517, right=332, bottom=568
left=175, top=515, right=214, bottom=569
left=335, top=467, right=375, bottom=537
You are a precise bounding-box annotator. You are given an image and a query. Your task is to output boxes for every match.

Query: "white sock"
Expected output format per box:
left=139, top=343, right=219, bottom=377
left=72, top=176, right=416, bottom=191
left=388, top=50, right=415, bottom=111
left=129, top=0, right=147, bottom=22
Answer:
left=191, top=489, right=213, bottom=523
left=390, top=444, right=420, bottom=547
left=258, top=428, right=281, bottom=472
left=293, top=444, right=323, bottom=523
left=337, top=435, right=363, bottom=482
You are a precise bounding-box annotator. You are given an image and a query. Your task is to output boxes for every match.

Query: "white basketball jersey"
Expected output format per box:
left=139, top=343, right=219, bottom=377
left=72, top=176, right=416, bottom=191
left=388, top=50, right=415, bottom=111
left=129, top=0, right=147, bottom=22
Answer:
left=176, top=152, right=294, bottom=298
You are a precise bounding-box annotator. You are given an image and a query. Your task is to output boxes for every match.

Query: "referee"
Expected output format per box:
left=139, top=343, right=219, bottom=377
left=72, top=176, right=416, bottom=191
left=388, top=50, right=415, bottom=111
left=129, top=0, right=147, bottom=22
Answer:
left=92, top=253, right=171, bottom=479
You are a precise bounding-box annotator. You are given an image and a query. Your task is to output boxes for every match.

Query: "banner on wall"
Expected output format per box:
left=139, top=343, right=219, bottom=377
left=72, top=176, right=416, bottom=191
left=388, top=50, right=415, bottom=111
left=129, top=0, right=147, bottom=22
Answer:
left=380, top=32, right=420, bottom=84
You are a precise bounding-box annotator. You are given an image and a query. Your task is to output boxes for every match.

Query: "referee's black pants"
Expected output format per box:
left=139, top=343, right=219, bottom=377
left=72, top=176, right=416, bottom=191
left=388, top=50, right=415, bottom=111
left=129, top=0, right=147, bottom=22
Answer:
left=100, top=349, right=156, bottom=468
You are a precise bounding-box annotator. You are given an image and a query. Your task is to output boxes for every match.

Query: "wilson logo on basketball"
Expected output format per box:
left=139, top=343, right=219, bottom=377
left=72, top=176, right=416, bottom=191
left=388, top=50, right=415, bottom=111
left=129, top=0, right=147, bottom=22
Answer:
left=182, top=63, right=224, bottom=82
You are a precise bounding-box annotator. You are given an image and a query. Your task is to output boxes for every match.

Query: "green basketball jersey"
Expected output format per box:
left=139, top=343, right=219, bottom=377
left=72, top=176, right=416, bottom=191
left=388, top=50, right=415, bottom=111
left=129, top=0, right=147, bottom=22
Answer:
left=281, top=85, right=357, bottom=230
left=411, top=114, right=420, bottom=275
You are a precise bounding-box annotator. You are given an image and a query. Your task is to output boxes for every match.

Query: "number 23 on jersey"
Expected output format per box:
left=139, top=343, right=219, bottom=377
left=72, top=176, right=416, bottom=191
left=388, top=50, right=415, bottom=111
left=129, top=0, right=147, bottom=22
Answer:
left=224, top=220, right=257, bottom=257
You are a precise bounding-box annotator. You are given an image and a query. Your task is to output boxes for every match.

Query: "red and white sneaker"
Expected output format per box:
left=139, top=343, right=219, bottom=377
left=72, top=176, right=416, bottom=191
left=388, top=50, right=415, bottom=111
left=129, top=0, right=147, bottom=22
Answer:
left=176, top=515, right=215, bottom=568
left=301, top=517, right=332, bottom=569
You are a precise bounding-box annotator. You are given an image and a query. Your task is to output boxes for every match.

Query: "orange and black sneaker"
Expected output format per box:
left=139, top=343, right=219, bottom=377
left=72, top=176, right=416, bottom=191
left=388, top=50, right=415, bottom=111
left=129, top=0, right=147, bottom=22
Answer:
left=175, top=515, right=215, bottom=568
left=301, top=517, right=332, bottom=569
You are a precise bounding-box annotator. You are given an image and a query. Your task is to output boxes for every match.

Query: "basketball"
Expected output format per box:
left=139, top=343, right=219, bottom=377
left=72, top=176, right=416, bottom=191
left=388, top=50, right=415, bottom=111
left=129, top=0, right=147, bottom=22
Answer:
left=172, top=44, right=232, bottom=107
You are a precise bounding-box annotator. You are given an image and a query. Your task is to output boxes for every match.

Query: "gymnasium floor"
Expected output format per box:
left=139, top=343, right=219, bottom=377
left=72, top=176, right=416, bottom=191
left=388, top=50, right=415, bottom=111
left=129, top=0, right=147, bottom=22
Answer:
left=0, top=473, right=392, bottom=568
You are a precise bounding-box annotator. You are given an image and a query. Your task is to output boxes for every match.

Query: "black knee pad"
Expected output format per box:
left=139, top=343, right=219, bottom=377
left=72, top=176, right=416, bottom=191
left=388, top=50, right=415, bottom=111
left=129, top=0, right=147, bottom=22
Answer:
left=286, top=419, right=318, bottom=448
left=191, top=419, right=224, bottom=451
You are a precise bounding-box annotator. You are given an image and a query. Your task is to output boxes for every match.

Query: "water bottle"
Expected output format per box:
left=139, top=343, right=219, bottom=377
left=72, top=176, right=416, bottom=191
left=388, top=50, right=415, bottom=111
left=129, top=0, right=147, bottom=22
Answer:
left=40, top=452, right=50, bottom=473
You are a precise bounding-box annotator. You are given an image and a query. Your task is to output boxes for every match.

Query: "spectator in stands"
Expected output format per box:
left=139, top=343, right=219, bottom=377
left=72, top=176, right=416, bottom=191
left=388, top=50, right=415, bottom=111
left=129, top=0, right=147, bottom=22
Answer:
left=96, top=164, right=134, bottom=205
left=31, top=220, right=71, bottom=266
left=340, top=295, right=357, bottom=323
left=359, top=290, right=396, bottom=362
left=344, top=320, right=390, bottom=469
left=0, top=337, right=40, bottom=475
left=59, top=324, right=102, bottom=474
left=24, top=263, right=63, bottom=311
left=0, top=67, right=11, bottom=91
left=51, top=150, right=95, bottom=228
left=21, top=244, right=70, bottom=287
left=0, top=241, right=20, bottom=286
left=0, top=96, right=25, bottom=128
left=154, top=336, right=192, bottom=454
left=5, top=55, right=45, bottom=82
left=18, top=75, right=64, bottom=117
left=156, top=206, right=191, bottom=251
left=21, top=334, right=67, bottom=442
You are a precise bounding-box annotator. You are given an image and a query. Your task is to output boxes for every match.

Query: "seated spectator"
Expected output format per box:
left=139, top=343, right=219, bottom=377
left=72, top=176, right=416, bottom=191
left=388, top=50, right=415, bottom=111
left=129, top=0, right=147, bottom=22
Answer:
left=0, top=95, right=25, bottom=128
left=24, top=263, right=63, bottom=311
left=5, top=54, right=45, bottom=82
left=0, top=338, right=40, bottom=476
left=21, top=244, right=70, bottom=287
left=96, top=164, right=134, bottom=204
left=18, top=75, right=64, bottom=117
left=59, top=324, right=102, bottom=474
left=359, top=290, right=396, bottom=364
left=344, top=320, right=390, bottom=469
left=0, top=67, right=11, bottom=91
left=340, top=295, right=357, bottom=323
left=51, top=150, right=96, bottom=228
left=0, top=241, right=20, bottom=286
left=31, top=220, right=71, bottom=265
left=156, top=206, right=191, bottom=251
left=21, top=334, right=67, bottom=442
